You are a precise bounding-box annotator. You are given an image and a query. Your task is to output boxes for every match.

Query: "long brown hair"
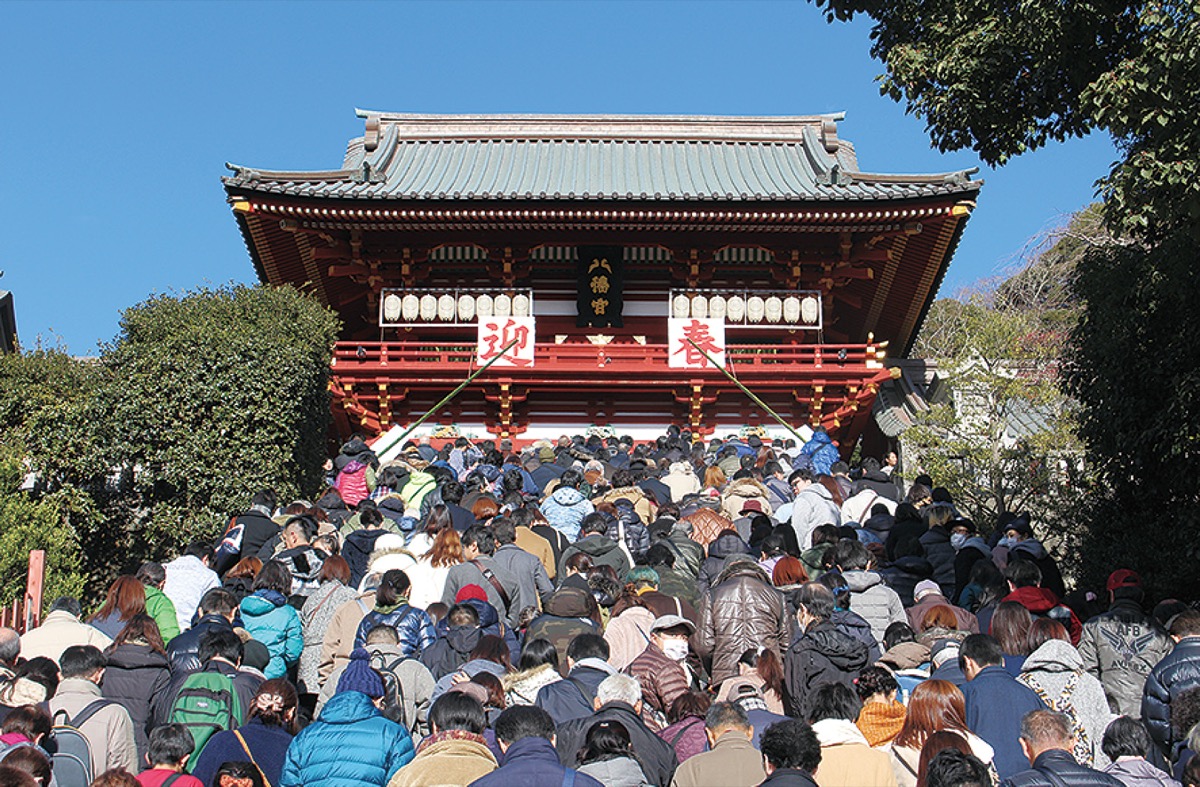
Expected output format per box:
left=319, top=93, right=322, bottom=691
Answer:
left=920, top=605, right=960, bottom=632
left=991, top=601, right=1034, bottom=656
left=817, top=475, right=845, bottom=507
left=916, top=730, right=972, bottom=787
left=739, top=647, right=785, bottom=701
left=90, top=576, right=145, bottom=624
left=428, top=528, right=464, bottom=569
left=225, top=557, right=263, bottom=581
left=703, top=465, right=727, bottom=489
left=111, top=614, right=167, bottom=656
left=893, top=680, right=968, bottom=749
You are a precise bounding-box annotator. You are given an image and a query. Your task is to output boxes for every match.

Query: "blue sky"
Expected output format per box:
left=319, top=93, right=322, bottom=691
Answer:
left=0, top=0, right=1115, bottom=355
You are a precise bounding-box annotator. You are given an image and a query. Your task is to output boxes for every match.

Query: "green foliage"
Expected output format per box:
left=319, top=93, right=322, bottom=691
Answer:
left=0, top=455, right=86, bottom=607
left=83, top=284, right=341, bottom=567
left=4, top=284, right=340, bottom=604
left=1064, top=232, right=1200, bottom=598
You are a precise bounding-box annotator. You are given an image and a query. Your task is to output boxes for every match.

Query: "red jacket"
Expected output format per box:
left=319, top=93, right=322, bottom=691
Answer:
left=1002, top=586, right=1082, bottom=644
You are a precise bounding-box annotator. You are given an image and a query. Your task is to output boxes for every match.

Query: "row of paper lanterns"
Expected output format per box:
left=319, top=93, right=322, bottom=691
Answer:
left=382, top=292, right=532, bottom=323
left=672, top=293, right=820, bottom=324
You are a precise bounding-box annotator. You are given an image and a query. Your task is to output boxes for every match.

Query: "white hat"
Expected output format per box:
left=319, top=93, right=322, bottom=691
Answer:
left=914, top=580, right=941, bottom=601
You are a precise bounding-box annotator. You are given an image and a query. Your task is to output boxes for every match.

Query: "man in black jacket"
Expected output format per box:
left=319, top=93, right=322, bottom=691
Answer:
left=554, top=673, right=676, bottom=787
left=1143, top=609, right=1200, bottom=757
left=534, top=634, right=614, bottom=725
left=758, top=718, right=822, bottom=787
left=784, top=582, right=868, bottom=719
left=1001, top=710, right=1123, bottom=786
left=165, top=588, right=238, bottom=674
left=231, top=490, right=279, bottom=568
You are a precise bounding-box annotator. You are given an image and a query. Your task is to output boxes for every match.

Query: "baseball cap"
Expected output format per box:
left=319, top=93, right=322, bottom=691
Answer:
left=650, top=614, right=696, bottom=635
left=914, top=580, right=941, bottom=601
left=1107, top=569, right=1142, bottom=592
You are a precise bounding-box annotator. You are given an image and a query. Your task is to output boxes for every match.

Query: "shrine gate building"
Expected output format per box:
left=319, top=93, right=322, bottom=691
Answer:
left=223, top=111, right=980, bottom=451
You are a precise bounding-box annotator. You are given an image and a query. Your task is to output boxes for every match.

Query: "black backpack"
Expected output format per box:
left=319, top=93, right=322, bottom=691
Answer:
left=369, top=650, right=411, bottom=730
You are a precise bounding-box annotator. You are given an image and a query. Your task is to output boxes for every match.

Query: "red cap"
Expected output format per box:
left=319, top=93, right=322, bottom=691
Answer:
left=1107, top=569, right=1141, bottom=592
left=740, top=500, right=764, bottom=514
left=455, top=584, right=488, bottom=603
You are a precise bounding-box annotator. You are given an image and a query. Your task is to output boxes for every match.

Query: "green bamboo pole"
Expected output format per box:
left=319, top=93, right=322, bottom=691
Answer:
left=391, top=338, right=520, bottom=446
left=685, top=337, right=810, bottom=444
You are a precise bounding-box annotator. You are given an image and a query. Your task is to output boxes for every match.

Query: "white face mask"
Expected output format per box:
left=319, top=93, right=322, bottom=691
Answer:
left=950, top=533, right=968, bottom=551
left=661, top=639, right=690, bottom=662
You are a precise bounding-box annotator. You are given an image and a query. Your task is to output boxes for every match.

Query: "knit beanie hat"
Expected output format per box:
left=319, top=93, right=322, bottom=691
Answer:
left=336, top=647, right=385, bottom=699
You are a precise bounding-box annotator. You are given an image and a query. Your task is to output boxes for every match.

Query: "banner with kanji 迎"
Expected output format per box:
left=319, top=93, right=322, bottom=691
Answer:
left=477, top=317, right=536, bottom=368
left=669, top=317, right=726, bottom=370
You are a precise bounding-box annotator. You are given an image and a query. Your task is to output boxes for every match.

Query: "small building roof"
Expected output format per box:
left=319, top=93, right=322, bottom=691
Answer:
left=224, top=111, right=979, bottom=203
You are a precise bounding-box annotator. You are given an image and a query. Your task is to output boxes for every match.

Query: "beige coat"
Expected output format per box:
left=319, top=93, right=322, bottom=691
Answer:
left=670, top=731, right=766, bottom=787
left=604, top=606, right=656, bottom=671
left=49, top=677, right=137, bottom=776
left=595, top=485, right=657, bottom=524
left=516, top=526, right=556, bottom=579
left=20, top=610, right=112, bottom=664
left=720, top=478, right=774, bottom=522
left=317, top=591, right=373, bottom=685
left=387, top=735, right=497, bottom=787
left=812, top=719, right=897, bottom=787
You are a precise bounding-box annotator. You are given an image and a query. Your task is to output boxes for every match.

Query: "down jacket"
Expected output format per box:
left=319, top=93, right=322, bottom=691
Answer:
left=280, top=690, right=415, bottom=787
left=720, top=478, right=774, bottom=522
left=662, top=462, right=701, bottom=502
left=595, top=485, right=657, bottom=524
left=240, top=590, right=303, bottom=680
left=100, top=642, right=171, bottom=762
left=800, top=431, right=840, bottom=476
left=1143, top=636, right=1200, bottom=756
left=696, top=560, right=789, bottom=684
left=843, top=570, right=906, bottom=646
left=541, top=486, right=594, bottom=541
left=697, top=532, right=754, bottom=592
left=354, top=602, right=437, bottom=656
left=627, top=642, right=692, bottom=730
left=1078, top=599, right=1173, bottom=718
left=1018, top=639, right=1114, bottom=768
left=784, top=619, right=869, bottom=719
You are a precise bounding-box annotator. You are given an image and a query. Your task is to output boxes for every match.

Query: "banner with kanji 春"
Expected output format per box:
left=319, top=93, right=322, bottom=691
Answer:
left=668, top=317, right=726, bottom=369
left=576, top=245, right=624, bottom=328
left=477, top=317, right=536, bottom=368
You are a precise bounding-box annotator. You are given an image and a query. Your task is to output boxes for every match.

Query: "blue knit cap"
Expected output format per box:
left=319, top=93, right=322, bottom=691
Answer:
left=336, top=647, right=385, bottom=699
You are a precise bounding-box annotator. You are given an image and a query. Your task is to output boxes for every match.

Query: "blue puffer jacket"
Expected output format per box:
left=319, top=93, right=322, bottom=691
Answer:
left=541, top=486, right=594, bottom=541
left=240, top=590, right=302, bottom=679
left=1143, top=637, right=1200, bottom=756
left=279, top=690, right=415, bottom=787
left=353, top=602, right=436, bottom=656
left=800, top=432, right=839, bottom=476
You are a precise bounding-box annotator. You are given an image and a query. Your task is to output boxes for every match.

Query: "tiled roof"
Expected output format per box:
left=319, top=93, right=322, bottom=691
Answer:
left=224, top=112, right=980, bottom=203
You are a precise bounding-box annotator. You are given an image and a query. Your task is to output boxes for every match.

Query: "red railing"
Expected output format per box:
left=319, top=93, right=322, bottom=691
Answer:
left=332, top=341, right=884, bottom=375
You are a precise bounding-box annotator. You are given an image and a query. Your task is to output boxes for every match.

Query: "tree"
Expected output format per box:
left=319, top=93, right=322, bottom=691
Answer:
left=819, top=0, right=1200, bottom=595
left=16, top=284, right=341, bottom=604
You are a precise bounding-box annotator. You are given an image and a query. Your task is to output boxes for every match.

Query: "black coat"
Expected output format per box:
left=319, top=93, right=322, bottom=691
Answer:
left=1143, top=637, right=1200, bottom=755
left=919, top=526, right=958, bottom=599
left=166, top=614, right=235, bottom=674
left=101, top=643, right=171, bottom=761
left=761, top=769, right=820, bottom=787
left=533, top=664, right=610, bottom=725
left=555, top=702, right=677, bottom=787
left=784, top=619, right=869, bottom=718
left=1000, top=749, right=1124, bottom=787
left=235, top=510, right=280, bottom=564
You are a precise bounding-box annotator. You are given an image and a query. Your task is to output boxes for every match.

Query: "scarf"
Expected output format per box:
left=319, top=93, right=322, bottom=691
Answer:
left=415, top=729, right=487, bottom=755
left=375, top=598, right=409, bottom=614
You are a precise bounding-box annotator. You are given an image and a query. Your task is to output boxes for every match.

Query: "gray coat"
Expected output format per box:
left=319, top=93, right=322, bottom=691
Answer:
left=578, top=756, right=651, bottom=787
left=1019, top=639, right=1115, bottom=768
left=298, top=581, right=360, bottom=693
left=790, top=484, right=841, bottom=549
left=491, top=543, right=554, bottom=614
left=843, top=570, right=906, bottom=646
left=1078, top=599, right=1173, bottom=718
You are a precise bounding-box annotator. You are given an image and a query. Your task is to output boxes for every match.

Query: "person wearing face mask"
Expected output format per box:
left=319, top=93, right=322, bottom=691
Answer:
left=626, top=615, right=698, bottom=732
left=949, top=518, right=993, bottom=606
left=784, top=583, right=869, bottom=720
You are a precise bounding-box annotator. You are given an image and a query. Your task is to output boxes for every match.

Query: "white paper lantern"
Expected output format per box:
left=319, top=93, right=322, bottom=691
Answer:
left=401, top=294, right=420, bottom=321
left=765, top=296, right=783, bottom=323
left=419, top=294, right=437, bottom=321
left=457, top=294, right=476, bottom=321
left=783, top=296, right=801, bottom=323
left=512, top=294, right=530, bottom=316
left=672, top=294, right=690, bottom=318
left=709, top=294, right=726, bottom=319
left=382, top=293, right=402, bottom=322
left=494, top=294, right=512, bottom=316
left=747, top=296, right=766, bottom=323
left=691, top=294, right=708, bottom=319
left=437, top=294, right=456, bottom=321
left=476, top=294, right=494, bottom=317
left=727, top=296, right=746, bottom=322
left=801, top=295, right=820, bottom=324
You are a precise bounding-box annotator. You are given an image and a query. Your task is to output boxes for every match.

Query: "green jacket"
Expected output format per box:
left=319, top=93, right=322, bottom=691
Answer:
left=144, top=585, right=180, bottom=643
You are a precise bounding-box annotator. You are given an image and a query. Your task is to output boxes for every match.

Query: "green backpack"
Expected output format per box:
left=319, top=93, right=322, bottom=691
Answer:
left=168, top=671, right=243, bottom=769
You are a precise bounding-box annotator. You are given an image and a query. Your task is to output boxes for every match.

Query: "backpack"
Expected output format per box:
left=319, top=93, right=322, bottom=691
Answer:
left=47, top=699, right=115, bottom=787
left=168, top=670, right=243, bottom=769
left=369, top=650, right=411, bottom=730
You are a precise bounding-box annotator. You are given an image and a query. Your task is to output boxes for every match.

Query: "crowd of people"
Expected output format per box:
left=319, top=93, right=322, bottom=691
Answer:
left=0, top=425, right=1195, bottom=787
